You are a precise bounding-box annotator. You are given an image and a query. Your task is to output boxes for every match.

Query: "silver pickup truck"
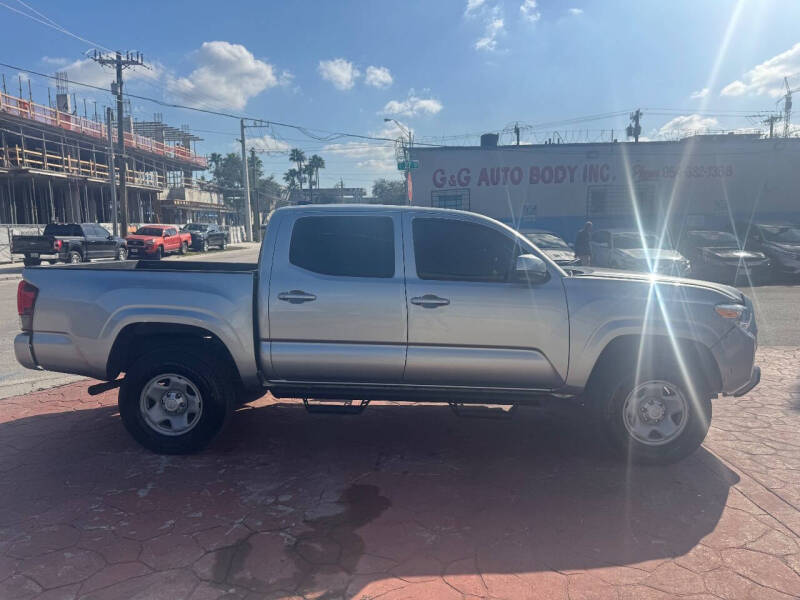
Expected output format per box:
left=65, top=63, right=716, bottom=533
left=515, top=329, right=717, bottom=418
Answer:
left=14, top=205, right=760, bottom=463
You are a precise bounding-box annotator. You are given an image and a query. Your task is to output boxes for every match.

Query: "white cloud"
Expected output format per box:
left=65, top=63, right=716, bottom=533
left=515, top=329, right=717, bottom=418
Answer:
left=465, top=0, right=486, bottom=14
left=568, top=7, right=583, bottom=16
left=520, top=0, right=541, bottom=22
left=365, top=66, right=393, bottom=89
left=690, top=87, right=710, bottom=99
left=475, top=15, right=505, bottom=51
left=382, top=92, right=443, bottom=117
left=324, top=123, right=408, bottom=175
left=721, top=42, right=800, bottom=98
left=248, top=134, right=290, bottom=155
left=41, top=56, right=69, bottom=66
left=657, top=114, right=720, bottom=138
left=318, top=58, right=360, bottom=90
left=165, top=41, right=280, bottom=110
left=277, top=70, right=294, bottom=87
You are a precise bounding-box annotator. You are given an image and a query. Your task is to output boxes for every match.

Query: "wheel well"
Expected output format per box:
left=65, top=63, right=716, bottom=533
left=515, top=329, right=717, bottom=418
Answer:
left=586, top=334, right=722, bottom=396
left=107, top=323, right=242, bottom=384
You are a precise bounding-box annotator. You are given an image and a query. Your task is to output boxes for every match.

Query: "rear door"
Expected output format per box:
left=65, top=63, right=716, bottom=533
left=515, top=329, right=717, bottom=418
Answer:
left=403, top=213, right=569, bottom=389
left=267, top=210, right=406, bottom=383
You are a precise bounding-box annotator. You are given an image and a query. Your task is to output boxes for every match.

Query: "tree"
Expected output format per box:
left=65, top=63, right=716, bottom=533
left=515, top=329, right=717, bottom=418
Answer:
left=289, top=148, right=306, bottom=191
left=372, top=178, right=406, bottom=205
left=308, top=154, right=325, bottom=190
left=283, top=168, right=301, bottom=190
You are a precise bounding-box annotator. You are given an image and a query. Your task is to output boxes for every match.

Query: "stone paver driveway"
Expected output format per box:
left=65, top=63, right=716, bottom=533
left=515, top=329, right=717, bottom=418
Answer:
left=0, top=347, right=798, bottom=599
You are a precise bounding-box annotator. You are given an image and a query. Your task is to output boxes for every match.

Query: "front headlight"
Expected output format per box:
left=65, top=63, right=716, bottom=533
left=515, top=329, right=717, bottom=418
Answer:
left=715, top=303, right=752, bottom=331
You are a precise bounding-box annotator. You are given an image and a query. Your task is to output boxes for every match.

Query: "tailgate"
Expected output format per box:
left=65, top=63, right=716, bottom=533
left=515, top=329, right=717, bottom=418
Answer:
left=12, top=236, right=54, bottom=254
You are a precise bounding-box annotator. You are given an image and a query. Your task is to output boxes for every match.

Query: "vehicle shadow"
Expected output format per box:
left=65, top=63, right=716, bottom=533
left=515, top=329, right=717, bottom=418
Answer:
left=0, top=396, right=739, bottom=597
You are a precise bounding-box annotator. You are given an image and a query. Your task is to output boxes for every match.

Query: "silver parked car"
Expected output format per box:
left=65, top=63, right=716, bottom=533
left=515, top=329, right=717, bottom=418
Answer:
left=14, top=206, right=758, bottom=464
left=521, top=229, right=580, bottom=266
left=591, top=229, right=691, bottom=276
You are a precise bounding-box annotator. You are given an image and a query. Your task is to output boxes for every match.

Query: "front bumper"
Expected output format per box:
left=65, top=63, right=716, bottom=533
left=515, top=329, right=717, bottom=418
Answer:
left=732, top=365, right=761, bottom=397
left=127, top=245, right=158, bottom=257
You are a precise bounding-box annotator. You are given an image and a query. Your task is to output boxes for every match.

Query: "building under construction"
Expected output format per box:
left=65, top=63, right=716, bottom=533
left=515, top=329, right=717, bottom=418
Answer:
left=0, top=79, right=233, bottom=228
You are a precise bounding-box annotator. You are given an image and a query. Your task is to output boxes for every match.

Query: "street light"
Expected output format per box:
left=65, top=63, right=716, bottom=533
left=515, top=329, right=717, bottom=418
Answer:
left=384, top=118, right=413, bottom=205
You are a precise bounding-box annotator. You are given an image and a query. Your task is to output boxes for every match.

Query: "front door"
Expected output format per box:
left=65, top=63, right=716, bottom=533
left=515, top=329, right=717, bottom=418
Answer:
left=164, top=228, right=180, bottom=252
left=95, top=225, right=116, bottom=257
left=267, top=210, right=407, bottom=383
left=403, top=213, right=569, bottom=389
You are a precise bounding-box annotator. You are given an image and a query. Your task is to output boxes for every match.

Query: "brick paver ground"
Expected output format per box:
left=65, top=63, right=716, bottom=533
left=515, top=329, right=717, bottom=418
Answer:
left=0, top=347, right=798, bottom=599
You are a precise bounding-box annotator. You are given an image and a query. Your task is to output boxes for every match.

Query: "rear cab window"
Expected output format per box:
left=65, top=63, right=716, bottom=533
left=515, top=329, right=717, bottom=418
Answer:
left=44, top=224, right=82, bottom=237
left=289, top=215, right=395, bottom=278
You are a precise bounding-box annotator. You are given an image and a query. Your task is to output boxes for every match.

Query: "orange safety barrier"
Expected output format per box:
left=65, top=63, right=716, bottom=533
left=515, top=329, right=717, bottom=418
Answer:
left=0, top=90, right=206, bottom=168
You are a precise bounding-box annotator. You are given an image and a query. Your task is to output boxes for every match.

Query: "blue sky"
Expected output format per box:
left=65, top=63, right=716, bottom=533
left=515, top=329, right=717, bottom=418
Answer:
left=2, top=0, right=800, bottom=190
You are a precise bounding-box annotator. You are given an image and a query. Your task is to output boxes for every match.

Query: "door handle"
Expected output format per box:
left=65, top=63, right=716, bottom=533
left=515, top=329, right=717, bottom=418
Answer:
left=278, top=290, right=317, bottom=304
left=410, top=294, right=450, bottom=308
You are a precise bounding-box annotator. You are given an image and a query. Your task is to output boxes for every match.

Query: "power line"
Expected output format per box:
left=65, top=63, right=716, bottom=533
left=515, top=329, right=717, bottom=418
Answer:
left=0, top=0, right=113, bottom=51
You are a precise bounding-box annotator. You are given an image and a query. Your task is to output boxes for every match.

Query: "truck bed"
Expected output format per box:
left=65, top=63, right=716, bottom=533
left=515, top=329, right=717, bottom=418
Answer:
left=16, top=260, right=260, bottom=387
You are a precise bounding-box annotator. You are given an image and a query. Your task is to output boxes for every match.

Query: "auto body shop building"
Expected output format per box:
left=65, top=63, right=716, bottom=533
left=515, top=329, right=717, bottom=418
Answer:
left=408, top=134, right=800, bottom=240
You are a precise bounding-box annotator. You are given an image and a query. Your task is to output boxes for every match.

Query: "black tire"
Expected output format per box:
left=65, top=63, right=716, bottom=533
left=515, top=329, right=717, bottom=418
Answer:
left=67, top=250, right=82, bottom=264
left=118, top=347, right=233, bottom=454
left=594, top=358, right=712, bottom=465
left=179, top=241, right=188, bottom=255
left=155, top=246, right=163, bottom=260
left=116, top=246, right=128, bottom=261
left=47, top=259, right=58, bottom=265
left=220, top=238, right=227, bottom=250
left=23, top=256, right=41, bottom=266
left=201, top=239, right=209, bottom=252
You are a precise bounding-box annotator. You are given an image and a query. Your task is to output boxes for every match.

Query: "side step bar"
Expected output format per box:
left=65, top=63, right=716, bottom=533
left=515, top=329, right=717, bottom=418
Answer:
left=302, top=398, right=370, bottom=415
left=449, top=402, right=518, bottom=419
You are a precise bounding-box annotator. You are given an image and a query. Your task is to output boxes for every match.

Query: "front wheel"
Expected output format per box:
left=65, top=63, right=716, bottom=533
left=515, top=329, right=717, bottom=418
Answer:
left=596, top=363, right=712, bottom=464
left=201, top=239, right=209, bottom=252
left=220, top=238, right=227, bottom=250
left=118, top=348, right=233, bottom=454
left=116, top=246, right=128, bottom=261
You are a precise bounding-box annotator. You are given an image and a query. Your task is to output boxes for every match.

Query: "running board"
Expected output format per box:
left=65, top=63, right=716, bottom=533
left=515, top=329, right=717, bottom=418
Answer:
left=449, top=402, right=518, bottom=419
left=302, top=398, right=370, bottom=415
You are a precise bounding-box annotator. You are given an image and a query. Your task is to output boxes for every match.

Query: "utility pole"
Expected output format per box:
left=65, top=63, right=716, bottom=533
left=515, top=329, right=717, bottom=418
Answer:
left=90, top=50, right=147, bottom=236
left=250, top=147, right=261, bottom=242
left=626, top=109, right=642, bottom=143
left=783, top=77, right=793, bottom=138
left=763, top=114, right=781, bottom=138
left=106, top=107, right=118, bottom=236
left=514, top=122, right=520, bottom=146
left=239, top=119, right=253, bottom=242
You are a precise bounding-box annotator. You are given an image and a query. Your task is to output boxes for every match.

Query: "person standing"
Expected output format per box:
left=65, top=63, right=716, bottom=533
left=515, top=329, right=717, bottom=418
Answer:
left=575, top=221, right=593, bottom=266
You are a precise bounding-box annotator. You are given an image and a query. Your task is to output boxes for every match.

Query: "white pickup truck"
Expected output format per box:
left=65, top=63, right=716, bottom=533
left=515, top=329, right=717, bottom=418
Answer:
left=15, top=205, right=760, bottom=463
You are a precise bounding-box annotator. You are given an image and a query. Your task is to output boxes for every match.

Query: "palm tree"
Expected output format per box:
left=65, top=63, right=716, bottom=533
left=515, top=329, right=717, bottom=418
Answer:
left=303, top=163, right=316, bottom=203
left=283, top=168, right=300, bottom=191
left=308, top=155, right=325, bottom=190
left=289, top=149, right=306, bottom=193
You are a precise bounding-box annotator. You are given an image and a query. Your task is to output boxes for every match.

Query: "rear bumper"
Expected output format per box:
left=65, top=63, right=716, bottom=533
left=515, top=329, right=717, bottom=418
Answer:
left=14, top=332, right=39, bottom=370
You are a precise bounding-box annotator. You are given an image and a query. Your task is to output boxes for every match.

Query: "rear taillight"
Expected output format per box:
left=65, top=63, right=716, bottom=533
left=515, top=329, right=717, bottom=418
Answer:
left=53, top=239, right=62, bottom=251
left=17, top=281, right=38, bottom=331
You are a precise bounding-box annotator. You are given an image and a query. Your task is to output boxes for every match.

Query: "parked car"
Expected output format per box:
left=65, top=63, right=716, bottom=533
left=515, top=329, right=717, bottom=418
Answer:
left=14, top=206, right=759, bottom=465
left=733, top=221, right=800, bottom=279
left=521, top=229, right=580, bottom=266
left=125, top=225, right=192, bottom=260
left=591, top=229, right=691, bottom=276
left=678, top=230, right=770, bottom=284
left=11, top=223, right=127, bottom=266
left=182, top=223, right=228, bottom=252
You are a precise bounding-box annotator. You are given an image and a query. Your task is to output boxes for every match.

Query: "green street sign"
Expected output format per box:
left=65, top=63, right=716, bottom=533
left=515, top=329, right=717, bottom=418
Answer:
left=397, top=160, right=420, bottom=170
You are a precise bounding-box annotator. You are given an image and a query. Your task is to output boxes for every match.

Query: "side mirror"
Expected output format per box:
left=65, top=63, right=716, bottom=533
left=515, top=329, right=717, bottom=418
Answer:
left=515, top=254, right=548, bottom=283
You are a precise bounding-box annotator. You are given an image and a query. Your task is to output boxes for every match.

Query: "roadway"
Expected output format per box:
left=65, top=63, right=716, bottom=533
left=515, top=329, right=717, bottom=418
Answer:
left=0, top=249, right=795, bottom=398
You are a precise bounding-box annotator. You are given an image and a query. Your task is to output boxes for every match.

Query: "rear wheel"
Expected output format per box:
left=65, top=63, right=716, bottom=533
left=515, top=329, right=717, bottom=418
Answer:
left=594, top=359, right=712, bottom=464
left=23, top=256, right=41, bottom=266
left=118, top=348, right=233, bottom=454
left=179, top=241, right=188, bottom=255
left=67, top=250, right=82, bottom=264
left=201, top=239, right=209, bottom=252
left=220, top=238, right=227, bottom=250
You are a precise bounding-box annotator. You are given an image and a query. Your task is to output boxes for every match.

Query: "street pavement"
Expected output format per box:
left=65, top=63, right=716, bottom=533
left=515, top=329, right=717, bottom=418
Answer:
left=0, top=347, right=798, bottom=599
left=0, top=244, right=260, bottom=400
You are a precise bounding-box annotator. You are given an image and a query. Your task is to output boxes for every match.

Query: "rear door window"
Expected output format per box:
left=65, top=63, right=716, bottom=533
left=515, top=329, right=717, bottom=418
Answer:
left=412, top=218, right=517, bottom=282
left=289, top=215, right=395, bottom=278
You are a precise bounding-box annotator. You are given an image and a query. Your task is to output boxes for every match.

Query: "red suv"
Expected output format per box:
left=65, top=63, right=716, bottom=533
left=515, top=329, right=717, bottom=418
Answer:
left=126, top=225, right=192, bottom=260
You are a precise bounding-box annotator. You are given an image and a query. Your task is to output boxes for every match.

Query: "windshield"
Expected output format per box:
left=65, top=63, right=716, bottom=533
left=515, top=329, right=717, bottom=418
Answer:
left=183, top=224, right=208, bottom=232
left=688, top=231, right=739, bottom=246
left=613, top=233, right=664, bottom=250
left=525, top=232, right=569, bottom=249
left=134, top=227, right=164, bottom=236
left=761, top=225, right=800, bottom=243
